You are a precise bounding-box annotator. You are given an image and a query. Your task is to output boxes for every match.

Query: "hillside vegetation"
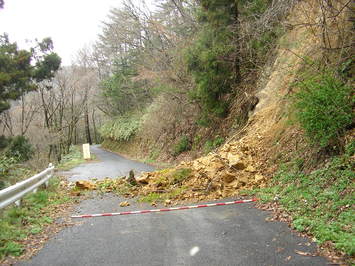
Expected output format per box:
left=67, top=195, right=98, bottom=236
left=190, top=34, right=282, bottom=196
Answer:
left=97, top=0, right=296, bottom=162
left=94, top=0, right=354, bottom=263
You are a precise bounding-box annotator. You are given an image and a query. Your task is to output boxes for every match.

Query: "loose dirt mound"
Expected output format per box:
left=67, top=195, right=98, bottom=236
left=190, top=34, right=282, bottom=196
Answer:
left=135, top=140, right=267, bottom=201
left=73, top=139, right=267, bottom=203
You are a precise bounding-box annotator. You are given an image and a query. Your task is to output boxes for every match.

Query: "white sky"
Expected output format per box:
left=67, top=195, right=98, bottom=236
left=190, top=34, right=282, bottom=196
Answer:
left=0, top=0, right=125, bottom=66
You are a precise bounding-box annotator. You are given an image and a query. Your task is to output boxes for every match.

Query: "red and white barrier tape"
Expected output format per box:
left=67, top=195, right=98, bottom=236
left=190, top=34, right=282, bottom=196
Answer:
left=71, top=198, right=257, bottom=218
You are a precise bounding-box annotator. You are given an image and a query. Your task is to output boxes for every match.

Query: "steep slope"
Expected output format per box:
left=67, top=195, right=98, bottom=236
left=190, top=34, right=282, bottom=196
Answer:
left=134, top=0, right=329, bottom=200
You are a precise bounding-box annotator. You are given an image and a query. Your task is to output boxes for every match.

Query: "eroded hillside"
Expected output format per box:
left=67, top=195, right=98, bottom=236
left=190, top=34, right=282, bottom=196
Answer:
left=126, top=0, right=353, bottom=200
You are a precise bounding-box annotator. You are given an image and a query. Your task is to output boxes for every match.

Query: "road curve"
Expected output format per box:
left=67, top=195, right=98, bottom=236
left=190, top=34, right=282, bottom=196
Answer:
left=64, top=145, right=155, bottom=182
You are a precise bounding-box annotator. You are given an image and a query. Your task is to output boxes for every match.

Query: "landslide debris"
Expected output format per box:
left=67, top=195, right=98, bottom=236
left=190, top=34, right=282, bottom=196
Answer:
left=73, top=139, right=267, bottom=203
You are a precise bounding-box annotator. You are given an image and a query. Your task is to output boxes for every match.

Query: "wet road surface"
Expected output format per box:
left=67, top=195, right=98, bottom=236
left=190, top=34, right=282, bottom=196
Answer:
left=20, top=146, right=328, bottom=266
left=63, top=145, right=154, bottom=182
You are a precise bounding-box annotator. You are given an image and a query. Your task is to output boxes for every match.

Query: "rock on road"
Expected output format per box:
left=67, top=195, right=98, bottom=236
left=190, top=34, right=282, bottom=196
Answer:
left=20, top=146, right=328, bottom=266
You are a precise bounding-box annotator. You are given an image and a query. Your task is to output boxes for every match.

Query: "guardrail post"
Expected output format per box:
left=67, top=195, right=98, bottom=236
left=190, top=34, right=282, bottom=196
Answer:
left=15, top=199, right=21, bottom=207
left=42, top=163, right=53, bottom=188
left=47, top=163, right=54, bottom=187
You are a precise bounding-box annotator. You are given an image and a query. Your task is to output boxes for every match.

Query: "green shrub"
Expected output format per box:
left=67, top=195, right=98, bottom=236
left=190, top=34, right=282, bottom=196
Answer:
left=5, top=136, right=33, bottom=162
left=204, top=136, right=225, bottom=153
left=0, top=156, right=17, bottom=189
left=27, top=191, right=49, bottom=207
left=0, top=135, right=11, bottom=150
left=0, top=242, right=24, bottom=258
left=294, top=72, right=353, bottom=148
left=0, top=156, right=15, bottom=175
left=186, top=0, right=238, bottom=118
left=173, top=136, right=190, bottom=156
left=100, top=114, right=141, bottom=142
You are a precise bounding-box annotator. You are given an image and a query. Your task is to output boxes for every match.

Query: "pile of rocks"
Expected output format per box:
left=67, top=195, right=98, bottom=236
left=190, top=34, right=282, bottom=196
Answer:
left=73, top=140, right=268, bottom=203
left=135, top=140, right=267, bottom=202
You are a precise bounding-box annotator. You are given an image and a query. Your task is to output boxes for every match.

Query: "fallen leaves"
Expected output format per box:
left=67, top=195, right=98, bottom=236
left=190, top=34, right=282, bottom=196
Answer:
left=294, top=250, right=317, bottom=257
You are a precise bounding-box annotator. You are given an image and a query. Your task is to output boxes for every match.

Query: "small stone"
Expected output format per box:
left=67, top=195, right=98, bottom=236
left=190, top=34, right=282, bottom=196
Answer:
left=75, top=180, right=96, bottom=190
left=238, top=176, right=249, bottom=185
left=221, top=171, right=235, bottom=183
left=254, top=174, right=264, bottom=182
left=137, top=174, right=150, bottom=184
left=119, top=201, right=130, bottom=207
left=245, top=165, right=256, bottom=173
left=233, top=162, right=246, bottom=170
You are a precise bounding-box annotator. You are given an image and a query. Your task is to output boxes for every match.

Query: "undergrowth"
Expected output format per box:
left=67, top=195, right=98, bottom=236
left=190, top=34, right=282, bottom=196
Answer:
left=100, top=114, right=140, bottom=142
left=0, top=157, right=34, bottom=190
left=204, top=136, right=225, bottom=154
left=293, top=70, right=353, bottom=149
left=245, top=142, right=355, bottom=257
left=173, top=136, right=190, bottom=156
left=0, top=177, right=72, bottom=260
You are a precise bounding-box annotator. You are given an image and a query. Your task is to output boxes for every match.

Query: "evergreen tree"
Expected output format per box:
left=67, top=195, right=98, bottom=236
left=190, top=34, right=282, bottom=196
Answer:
left=0, top=34, right=61, bottom=113
left=186, top=0, right=240, bottom=119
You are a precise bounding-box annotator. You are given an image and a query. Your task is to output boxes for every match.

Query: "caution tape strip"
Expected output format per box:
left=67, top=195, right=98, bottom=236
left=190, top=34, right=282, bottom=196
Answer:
left=71, top=198, right=257, bottom=218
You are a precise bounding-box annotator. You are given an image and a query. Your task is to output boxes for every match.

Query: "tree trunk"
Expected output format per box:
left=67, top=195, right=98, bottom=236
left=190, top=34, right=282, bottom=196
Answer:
left=233, top=1, right=241, bottom=83
left=92, top=109, right=99, bottom=144
left=85, top=105, right=92, bottom=145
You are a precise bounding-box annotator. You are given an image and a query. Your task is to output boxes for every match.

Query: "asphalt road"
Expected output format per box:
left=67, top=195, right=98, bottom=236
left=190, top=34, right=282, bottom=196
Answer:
left=64, top=145, right=155, bottom=182
left=20, top=146, right=328, bottom=266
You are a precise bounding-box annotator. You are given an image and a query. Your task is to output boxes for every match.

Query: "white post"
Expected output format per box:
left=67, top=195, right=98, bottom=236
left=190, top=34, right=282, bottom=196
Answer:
left=82, top=143, right=91, bottom=159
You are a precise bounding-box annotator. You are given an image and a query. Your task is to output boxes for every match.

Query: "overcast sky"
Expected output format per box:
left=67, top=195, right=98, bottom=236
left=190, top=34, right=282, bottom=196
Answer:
left=0, top=0, right=126, bottom=65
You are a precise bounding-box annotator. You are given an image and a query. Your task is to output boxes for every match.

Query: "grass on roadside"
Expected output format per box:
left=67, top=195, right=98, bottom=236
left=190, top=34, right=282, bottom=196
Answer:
left=56, top=146, right=86, bottom=171
left=0, top=177, right=73, bottom=260
left=243, top=142, right=355, bottom=257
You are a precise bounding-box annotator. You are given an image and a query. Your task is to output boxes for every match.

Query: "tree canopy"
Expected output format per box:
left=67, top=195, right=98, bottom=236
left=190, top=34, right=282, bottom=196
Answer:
left=0, top=34, right=61, bottom=113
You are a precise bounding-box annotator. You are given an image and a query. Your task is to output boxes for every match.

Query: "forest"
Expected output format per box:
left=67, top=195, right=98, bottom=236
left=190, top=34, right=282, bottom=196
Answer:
left=1, top=0, right=301, bottom=173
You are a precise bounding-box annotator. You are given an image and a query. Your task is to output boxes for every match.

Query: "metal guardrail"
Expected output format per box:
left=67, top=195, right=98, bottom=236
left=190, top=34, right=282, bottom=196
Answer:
left=0, top=163, right=54, bottom=209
